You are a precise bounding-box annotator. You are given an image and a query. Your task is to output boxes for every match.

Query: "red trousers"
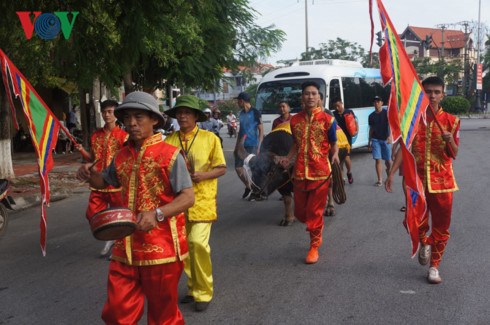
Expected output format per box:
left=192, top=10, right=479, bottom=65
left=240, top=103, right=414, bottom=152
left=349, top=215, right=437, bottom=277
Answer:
left=102, top=260, right=184, bottom=325
left=419, top=191, right=453, bottom=268
left=85, top=190, right=124, bottom=220
left=293, top=179, right=330, bottom=236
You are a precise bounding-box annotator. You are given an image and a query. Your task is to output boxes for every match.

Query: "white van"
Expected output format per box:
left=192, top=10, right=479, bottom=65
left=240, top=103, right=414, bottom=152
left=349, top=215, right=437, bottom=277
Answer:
left=255, top=59, right=390, bottom=148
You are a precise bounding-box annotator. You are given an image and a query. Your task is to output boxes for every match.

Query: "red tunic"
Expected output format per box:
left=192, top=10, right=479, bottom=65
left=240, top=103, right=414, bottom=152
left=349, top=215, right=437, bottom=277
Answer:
left=290, top=107, right=335, bottom=180
left=412, top=108, right=460, bottom=193
left=111, top=134, right=188, bottom=266
left=90, top=125, right=128, bottom=193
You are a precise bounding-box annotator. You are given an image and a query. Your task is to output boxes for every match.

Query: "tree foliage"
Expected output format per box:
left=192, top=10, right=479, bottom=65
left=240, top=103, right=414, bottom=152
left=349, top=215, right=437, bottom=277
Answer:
left=0, top=1, right=285, bottom=92
left=301, top=37, right=365, bottom=62
left=411, top=58, right=462, bottom=86
left=482, top=34, right=490, bottom=100
left=215, top=99, right=239, bottom=116
left=299, top=37, right=379, bottom=68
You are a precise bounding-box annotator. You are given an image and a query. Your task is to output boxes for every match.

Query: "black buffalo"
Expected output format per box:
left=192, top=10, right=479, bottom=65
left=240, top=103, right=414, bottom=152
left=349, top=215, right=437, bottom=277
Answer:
left=235, top=130, right=295, bottom=226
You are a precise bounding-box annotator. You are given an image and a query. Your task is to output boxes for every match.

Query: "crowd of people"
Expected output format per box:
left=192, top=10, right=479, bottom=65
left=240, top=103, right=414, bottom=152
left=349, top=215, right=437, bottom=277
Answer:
left=75, top=75, right=460, bottom=323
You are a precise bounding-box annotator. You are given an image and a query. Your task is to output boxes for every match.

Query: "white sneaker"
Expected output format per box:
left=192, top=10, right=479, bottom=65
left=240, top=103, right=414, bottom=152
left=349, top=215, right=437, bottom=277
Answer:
left=427, top=267, right=442, bottom=284
left=100, top=240, right=114, bottom=256
left=418, top=244, right=430, bottom=265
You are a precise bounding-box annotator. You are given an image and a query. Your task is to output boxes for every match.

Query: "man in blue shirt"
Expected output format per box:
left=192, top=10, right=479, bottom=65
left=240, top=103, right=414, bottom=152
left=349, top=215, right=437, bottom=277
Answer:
left=234, top=92, right=263, bottom=199
left=368, top=96, right=392, bottom=186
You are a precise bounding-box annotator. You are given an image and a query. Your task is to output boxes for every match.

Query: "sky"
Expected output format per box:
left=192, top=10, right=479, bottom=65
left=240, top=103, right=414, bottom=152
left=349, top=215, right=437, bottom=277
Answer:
left=250, top=0, right=489, bottom=65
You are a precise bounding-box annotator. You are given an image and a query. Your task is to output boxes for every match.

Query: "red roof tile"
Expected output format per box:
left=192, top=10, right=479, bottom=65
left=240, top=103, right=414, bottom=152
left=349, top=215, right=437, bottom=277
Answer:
left=405, top=26, right=469, bottom=49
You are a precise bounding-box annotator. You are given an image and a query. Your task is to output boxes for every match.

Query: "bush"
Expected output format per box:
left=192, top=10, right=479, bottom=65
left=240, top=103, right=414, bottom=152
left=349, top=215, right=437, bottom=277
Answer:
left=215, top=99, right=240, bottom=116
left=441, top=96, right=470, bottom=115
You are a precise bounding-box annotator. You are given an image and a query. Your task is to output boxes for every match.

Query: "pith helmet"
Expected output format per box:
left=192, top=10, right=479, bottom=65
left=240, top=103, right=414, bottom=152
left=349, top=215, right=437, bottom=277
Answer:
left=115, top=91, right=165, bottom=128
left=164, top=95, right=207, bottom=122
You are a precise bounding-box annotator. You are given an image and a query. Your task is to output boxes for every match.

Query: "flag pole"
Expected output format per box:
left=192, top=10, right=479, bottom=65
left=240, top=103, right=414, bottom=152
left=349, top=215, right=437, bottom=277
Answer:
left=57, top=121, right=91, bottom=161
left=427, top=103, right=456, bottom=159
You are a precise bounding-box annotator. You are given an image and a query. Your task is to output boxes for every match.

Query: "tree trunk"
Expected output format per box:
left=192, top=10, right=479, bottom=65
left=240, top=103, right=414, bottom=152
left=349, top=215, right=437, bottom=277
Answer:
left=0, top=86, right=14, bottom=179
left=123, top=72, right=134, bottom=95
left=79, top=88, right=90, bottom=148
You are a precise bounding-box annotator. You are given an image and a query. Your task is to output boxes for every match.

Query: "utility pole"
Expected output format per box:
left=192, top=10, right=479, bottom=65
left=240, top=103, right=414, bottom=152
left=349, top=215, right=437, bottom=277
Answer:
left=305, top=0, right=309, bottom=56
left=459, top=21, right=471, bottom=97
left=436, top=24, right=447, bottom=60
left=437, top=21, right=477, bottom=97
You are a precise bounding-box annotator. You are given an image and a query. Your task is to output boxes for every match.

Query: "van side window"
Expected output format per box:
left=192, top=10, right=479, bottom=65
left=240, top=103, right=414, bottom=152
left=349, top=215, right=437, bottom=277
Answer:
left=341, top=77, right=391, bottom=109
left=342, top=77, right=361, bottom=109
left=328, top=79, right=341, bottom=109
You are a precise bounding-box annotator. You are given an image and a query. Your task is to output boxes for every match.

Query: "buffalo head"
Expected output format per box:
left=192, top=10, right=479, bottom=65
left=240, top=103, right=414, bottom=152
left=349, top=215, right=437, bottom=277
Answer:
left=236, top=130, right=294, bottom=200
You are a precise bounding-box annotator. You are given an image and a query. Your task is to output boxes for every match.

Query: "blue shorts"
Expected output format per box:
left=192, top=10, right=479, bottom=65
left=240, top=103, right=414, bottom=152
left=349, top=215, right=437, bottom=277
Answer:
left=371, top=139, right=392, bottom=161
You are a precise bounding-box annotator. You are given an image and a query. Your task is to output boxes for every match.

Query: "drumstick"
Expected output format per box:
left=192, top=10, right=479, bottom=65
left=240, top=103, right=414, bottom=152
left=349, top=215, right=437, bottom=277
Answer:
left=88, top=159, right=100, bottom=171
left=79, top=159, right=100, bottom=185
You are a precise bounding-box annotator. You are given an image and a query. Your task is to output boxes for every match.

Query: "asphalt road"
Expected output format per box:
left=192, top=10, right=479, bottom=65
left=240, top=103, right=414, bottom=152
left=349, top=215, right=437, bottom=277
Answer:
left=1, top=118, right=489, bottom=325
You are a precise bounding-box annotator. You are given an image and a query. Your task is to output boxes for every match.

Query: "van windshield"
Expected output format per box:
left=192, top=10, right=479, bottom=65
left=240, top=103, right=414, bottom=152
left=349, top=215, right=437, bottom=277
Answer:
left=256, top=79, right=326, bottom=114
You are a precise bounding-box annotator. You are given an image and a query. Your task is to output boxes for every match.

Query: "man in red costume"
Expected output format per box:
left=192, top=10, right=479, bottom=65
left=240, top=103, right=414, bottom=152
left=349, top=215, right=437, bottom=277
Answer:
left=386, top=76, right=460, bottom=284
left=77, top=91, right=194, bottom=324
left=76, top=99, right=128, bottom=256
left=278, top=81, right=339, bottom=264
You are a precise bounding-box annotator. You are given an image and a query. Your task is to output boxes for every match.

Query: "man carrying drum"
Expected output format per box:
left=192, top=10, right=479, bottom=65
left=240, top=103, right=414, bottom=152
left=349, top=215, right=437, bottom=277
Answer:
left=76, top=99, right=128, bottom=257
left=77, top=91, right=194, bottom=324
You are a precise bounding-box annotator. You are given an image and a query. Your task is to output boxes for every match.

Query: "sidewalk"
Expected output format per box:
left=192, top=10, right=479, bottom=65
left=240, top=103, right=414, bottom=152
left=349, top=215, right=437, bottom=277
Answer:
left=10, top=151, right=89, bottom=210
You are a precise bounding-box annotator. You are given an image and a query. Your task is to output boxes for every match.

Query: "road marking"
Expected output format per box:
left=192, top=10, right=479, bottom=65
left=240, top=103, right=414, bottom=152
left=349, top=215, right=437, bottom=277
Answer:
left=400, top=290, right=416, bottom=294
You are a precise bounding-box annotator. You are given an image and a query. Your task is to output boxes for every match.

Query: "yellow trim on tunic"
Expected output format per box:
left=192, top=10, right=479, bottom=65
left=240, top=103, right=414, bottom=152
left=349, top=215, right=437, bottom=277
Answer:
left=89, top=187, right=122, bottom=193
left=295, top=107, right=333, bottom=181
left=124, top=133, right=165, bottom=264
left=423, top=110, right=459, bottom=193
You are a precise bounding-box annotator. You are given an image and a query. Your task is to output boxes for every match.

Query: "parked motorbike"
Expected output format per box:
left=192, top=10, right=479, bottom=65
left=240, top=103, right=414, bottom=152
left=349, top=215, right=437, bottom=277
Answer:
left=228, top=120, right=237, bottom=138
left=0, top=179, right=15, bottom=238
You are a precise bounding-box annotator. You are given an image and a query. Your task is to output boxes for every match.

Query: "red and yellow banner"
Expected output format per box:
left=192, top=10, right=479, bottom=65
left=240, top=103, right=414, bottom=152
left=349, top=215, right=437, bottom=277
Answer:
left=1, top=48, right=61, bottom=255
left=370, top=0, right=428, bottom=257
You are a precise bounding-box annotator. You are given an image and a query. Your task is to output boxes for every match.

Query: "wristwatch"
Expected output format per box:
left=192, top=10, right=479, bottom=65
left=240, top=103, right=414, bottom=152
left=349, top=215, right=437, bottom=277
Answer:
left=155, top=208, right=165, bottom=222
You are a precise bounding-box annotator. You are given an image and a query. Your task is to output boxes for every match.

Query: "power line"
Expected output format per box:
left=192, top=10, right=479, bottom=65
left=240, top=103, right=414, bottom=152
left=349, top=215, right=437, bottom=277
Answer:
left=257, top=6, right=303, bottom=27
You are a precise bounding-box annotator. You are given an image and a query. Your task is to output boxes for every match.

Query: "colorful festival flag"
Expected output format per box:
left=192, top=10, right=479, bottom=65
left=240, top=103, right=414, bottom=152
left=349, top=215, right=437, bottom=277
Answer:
left=0, top=49, right=60, bottom=255
left=370, top=0, right=428, bottom=257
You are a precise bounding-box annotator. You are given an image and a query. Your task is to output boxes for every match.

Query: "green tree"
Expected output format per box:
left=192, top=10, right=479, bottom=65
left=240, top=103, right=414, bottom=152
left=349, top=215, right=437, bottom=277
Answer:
left=482, top=35, right=490, bottom=103
left=0, top=1, right=63, bottom=177
left=0, top=0, right=285, bottom=168
left=300, top=37, right=366, bottom=62
left=411, top=57, right=463, bottom=96
left=300, top=37, right=379, bottom=68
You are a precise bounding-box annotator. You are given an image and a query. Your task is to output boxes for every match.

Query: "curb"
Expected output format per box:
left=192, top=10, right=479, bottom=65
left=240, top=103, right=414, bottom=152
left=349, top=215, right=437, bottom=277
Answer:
left=10, top=188, right=89, bottom=213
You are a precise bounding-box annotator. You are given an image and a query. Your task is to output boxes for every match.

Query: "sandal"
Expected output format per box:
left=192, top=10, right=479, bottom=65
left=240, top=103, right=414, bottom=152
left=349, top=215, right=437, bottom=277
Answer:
left=347, top=172, right=353, bottom=184
left=400, top=206, right=406, bottom=212
left=374, top=181, right=382, bottom=187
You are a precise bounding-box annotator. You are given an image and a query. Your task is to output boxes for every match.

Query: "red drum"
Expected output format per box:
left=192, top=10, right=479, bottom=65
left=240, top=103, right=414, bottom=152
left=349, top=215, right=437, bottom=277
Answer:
left=90, top=207, right=136, bottom=241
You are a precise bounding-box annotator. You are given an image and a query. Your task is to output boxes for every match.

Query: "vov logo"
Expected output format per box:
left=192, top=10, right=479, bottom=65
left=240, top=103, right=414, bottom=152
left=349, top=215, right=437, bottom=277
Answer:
left=17, top=11, right=79, bottom=40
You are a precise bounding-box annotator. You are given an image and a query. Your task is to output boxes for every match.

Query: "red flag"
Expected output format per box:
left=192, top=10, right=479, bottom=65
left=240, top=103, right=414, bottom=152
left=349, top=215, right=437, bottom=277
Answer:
left=371, top=0, right=428, bottom=257
left=0, top=48, right=61, bottom=255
